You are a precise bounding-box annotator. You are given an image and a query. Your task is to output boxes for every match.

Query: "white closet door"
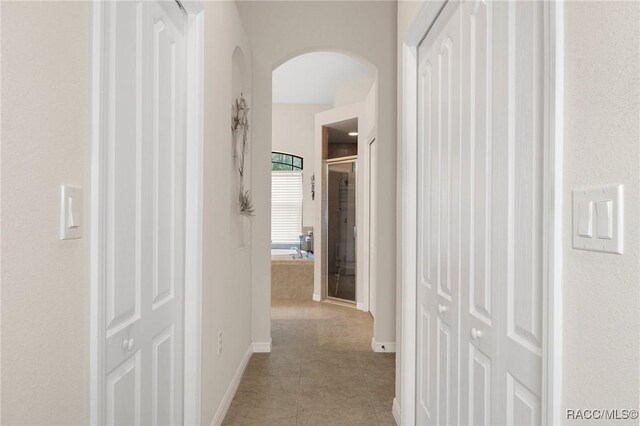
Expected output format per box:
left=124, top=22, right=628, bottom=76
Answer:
left=417, top=1, right=545, bottom=425
left=101, top=1, right=187, bottom=425
left=497, top=2, right=545, bottom=424
left=416, top=2, right=462, bottom=425
left=458, top=1, right=500, bottom=425
left=458, top=2, right=545, bottom=424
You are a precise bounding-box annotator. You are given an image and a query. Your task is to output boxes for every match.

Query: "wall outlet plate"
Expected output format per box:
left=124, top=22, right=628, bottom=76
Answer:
left=572, top=184, right=623, bottom=254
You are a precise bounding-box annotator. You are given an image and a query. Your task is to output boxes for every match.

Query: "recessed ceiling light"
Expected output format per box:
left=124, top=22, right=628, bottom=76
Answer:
left=348, top=132, right=358, bottom=136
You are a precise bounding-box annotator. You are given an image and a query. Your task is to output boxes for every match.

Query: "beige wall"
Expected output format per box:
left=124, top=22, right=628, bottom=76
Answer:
left=333, top=74, right=375, bottom=108
left=396, top=0, right=640, bottom=420
left=272, top=104, right=330, bottom=228
left=562, top=1, right=640, bottom=421
left=1, top=2, right=91, bottom=424
left=201, top=1, right=255, bottom=423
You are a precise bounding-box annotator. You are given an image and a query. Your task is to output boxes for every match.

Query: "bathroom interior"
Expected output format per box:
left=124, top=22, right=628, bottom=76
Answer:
left=270, top=52, right=374, bottom=310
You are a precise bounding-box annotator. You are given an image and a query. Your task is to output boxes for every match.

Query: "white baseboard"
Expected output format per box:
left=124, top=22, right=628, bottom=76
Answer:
left=371, top=338, right=396, bottom=353
left=252, top=339, right=272, bottom=353
left=392, top=398, right=400, bottom=425
left=210, top=345, right=252, bottom=426
left=312, top=293, right=321, bottom=302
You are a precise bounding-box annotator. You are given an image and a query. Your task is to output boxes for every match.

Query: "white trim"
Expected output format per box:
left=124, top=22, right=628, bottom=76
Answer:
left=399, top=27, right=422, bottom=426
left=392, top=398, right=401, bottom=426
left=182, top=2, right=205, bottom=425
left=371, top=338, right=396, bottom=353
left=404, top=0, right=448, bottom=47
left=252, top=339, right=272, bottom=353
left=89, top=2, right=106, bottom=423
left=361, top=132, right=376, bottom=314
left=399, top=1, right=562, bottom=424
left=543, top=2, right=563, bottom=425
left=90, top=2, right=205, bottom=424
left=312, top=293, right=321, bottom=302
left=210, top=345, right=252, bottom=426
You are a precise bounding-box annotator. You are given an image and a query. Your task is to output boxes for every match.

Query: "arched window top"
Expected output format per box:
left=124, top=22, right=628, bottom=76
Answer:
left=272, top=152, right=303, bottom=171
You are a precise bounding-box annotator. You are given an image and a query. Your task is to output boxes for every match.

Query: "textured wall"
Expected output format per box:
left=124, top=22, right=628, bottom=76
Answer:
left=200, top=2, right=255, bottom=423
left=562, top=2, right=640, bottom=422
left=1, top=2, right=91, bottom=423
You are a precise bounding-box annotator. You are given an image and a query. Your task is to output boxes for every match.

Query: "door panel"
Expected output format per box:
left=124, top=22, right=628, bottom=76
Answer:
left=469, top=344, right=491, bottom=426
left=502, top=2, right=544, bottom=420
left=152, top=325, right=175, bottom=425
left=417, top=1, right=545, bottom=425
left=507, top=0, right=544, bottom=354
left=102, top=1, right=187, bottom=424
left=418, top=306, right=432, bottom=418
left=153, top=10, right=178, bottom=311
left=506, top=374, right=541, bottom=426
left=459, top=1, right=499, bottom=424
left=106, top=0, right=142, bottom=338
left=417, top=2, right=461, bottom=424
left=106, top=352, right=141, bottom=426
left=437, top=321, right=452, bottom=424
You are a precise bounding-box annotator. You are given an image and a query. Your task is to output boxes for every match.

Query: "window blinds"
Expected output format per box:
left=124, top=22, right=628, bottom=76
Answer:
left=271, top=171, right=303, bottom=245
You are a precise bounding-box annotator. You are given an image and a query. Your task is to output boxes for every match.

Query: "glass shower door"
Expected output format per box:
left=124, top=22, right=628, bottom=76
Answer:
left=327, top=160, right=357, bottom=302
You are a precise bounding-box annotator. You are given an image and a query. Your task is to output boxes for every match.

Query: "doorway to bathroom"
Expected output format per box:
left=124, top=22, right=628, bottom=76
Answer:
left=324, top=117, right=358, bottom=303
left=326, top=158, right=357, bottom=302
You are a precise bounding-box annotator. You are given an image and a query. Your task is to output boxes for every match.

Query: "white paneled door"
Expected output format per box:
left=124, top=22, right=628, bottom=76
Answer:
left=100, top=1, right=187, bottom=425
left=416, top=2, right=461, bottom=424
left=416, top=1, right=545, bottom=425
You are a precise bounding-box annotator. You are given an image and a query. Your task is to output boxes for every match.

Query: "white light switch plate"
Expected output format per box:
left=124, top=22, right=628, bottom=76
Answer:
left=572, top=184, right=623, bottom=254
left=60, top=185, right=83, bottom=240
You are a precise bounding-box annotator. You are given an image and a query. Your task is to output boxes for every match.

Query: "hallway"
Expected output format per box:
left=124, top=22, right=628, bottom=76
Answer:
left=223, top=300, right=396, bottom=425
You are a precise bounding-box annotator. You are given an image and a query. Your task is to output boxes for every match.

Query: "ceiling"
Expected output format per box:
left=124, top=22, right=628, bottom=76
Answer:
left=272, top=52, right=370, bottom=104
left=325, top=118, right=358, bottom=144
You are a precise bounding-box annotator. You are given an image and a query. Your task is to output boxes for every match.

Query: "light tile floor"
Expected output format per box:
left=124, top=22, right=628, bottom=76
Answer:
left=223, top=300, right=396, bottom=426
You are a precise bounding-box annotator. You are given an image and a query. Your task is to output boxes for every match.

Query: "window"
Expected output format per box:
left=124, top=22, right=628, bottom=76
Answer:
left=271, top=171, right=303, bottom=246
left=272, top=152, right=303, bottom=171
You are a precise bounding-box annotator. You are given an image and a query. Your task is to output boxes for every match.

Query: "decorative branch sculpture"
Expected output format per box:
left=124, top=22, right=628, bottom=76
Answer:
left=232, top=93, right=254, bottom=216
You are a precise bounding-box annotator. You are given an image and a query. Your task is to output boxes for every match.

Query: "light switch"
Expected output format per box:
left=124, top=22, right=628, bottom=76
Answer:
left=572, top=184, right=623, bottom=254
left=596, top=200, right=612, bottom=239
left=577, top=200, right=593, bottom=237
left=60, top=185, right=82, bottom=240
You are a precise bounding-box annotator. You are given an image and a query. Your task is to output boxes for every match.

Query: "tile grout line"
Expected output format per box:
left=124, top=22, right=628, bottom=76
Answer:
left=295, top=319, right=309, bottom=425
left=360, top=362, right=382, bottom=426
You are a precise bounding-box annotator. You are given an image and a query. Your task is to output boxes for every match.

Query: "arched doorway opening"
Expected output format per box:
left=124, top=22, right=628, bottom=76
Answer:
left=269, top=50, right=380, bottom=349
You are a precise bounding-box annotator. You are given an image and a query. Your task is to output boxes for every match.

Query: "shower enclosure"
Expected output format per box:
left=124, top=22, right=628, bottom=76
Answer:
left=326, top=158, right=357, bottom=302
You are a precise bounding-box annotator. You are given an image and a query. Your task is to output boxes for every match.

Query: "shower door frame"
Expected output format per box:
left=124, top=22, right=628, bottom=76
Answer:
left=323, top=155, right=359, bottom=304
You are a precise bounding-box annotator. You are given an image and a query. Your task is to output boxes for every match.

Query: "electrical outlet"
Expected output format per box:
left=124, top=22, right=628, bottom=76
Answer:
left=217, top=331, right=223, bottom=355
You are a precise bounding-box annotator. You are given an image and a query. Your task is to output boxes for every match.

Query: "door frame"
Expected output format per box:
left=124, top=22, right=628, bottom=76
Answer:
left=399, top=1, right=563, bottom=424
left=324, top=155, right=359, bottom=304
left=313, top=104, right=369, bottom=310
left=89, top=1, right=204, bottom=424
left=365, top=136, right=377, bottom=317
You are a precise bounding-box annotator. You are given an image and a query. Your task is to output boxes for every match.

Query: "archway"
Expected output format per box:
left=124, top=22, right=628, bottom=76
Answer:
left=268, top=49, right=380, bottom=348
